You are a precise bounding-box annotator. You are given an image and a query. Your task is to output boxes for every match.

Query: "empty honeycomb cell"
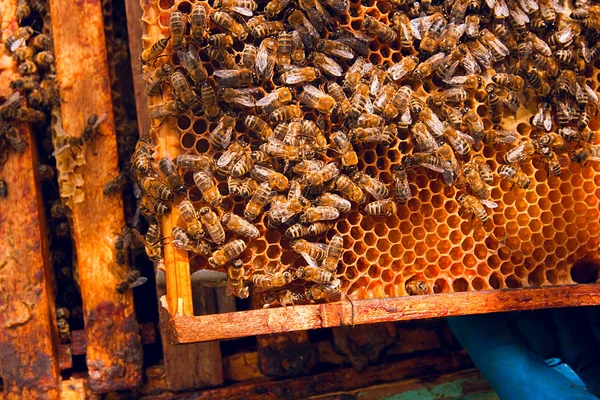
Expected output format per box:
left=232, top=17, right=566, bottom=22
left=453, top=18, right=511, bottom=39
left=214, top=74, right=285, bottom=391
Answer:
left=563, top=209, right=576, bottom=223
left=472, top=277, right=486, bottom=291
left=180, top=133, right=196, bottom=149
left=506, top=220, right=518, bottom=235
left=585, top=194, right=597, bottom=208
left=265, top=230, right=280, bottom=244
left=537, top=197, right=552, bottom=211
left=374, top=223, right=388, bottom=237
left=461, top=237, right=474, bottom=252
left=489, top=272, right=502, bottom=289
left=459, top=221, right=473, bottom=236
left=571, top=260, right=599, bottom=284
left=450, top=262, right=464, bottom=277
left=347, top=211, right=361, bottom=226
left=488, top=254, right=501, bottom=269
left=368, top=264, right=381, bottom=279
left=510, top=250, right=524, bottom=266
left=504, top=206, right=517, bottom=219
left=195, top=139, right=209, bottom=153
left=574, top=202, right=588, bottom=216
left=366, top=248, right=379, bottom=263
left=493, top=213, right=506, bottom=226
left=452, top=278, right=469, bottom=292
left=401, top=234, right=415, bottom=249
left=505, top=275, right=522, bottom=289
left=576, top=216, right=589, bottom=230
left=556, top=245, right=569, bottom=260
left=514, top=265, right=527, bottom=279
left=516, top=214, right=529, bottom=227
left=178, top=115, right=191, bottom=130
left=414, top=242, right=427, bottom=257
left=414, top=258, right=428, bottom=272
left=447, top=215, right=460, bottom=230
left=553, top=217, right=566, bottom=231
left=436, top=224, right=449, bottom=239
left=463, top=254, right=477, bottom=269
left=521, top=242, right=534, bottom=257
left=376, top=238, right=391, bottom=253
left=388, top=229, right=401, bottom=244
left=266, top=245, right=281, bottom=260
left=364, top=231, right=376, bottom=246
left=336, top=220, right=351, bottom=235
left=436, top=239, right=451, bottom=255
left=412, top=227, right=426, bottom=241
left=354, top=242, right=368, bottom=256
left=425, top=233, right=438, bottom=248
left=192, top=119, right=207, bottom=135
left=188, top=186, right=202, bottom=202
left=474, top=244, right=488, bottom=261
left=177, top=1, right=192, bottom=13
left=402, top=250, right=415, bottom=265
left=350, top=226, right=364, bottom=241
left=356, top=257, right=370, bottom=273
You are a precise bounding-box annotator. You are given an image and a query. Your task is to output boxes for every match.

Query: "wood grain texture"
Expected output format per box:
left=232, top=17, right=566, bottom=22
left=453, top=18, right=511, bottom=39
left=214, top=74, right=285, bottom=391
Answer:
left=0, top=2, right=59, bottom=398
left=48, top=0, right=142, bottom=392
left=171, top=284, right=600, bottom=342
left=256, top=331, right=316, bottom=378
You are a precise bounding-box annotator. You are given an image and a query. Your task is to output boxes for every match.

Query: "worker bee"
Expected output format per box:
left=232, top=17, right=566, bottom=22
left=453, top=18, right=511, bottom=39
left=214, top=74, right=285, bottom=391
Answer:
left=209, top=239, right=247, bottom=268
left=116, top=269, right=147, bottom=294
left=280, top=67, right=320, bottom=85
left=330, top=130, right=358, bottom=170
left=148, top=99, right=188, bottom=122
left=479, top=29, right=510, bottom=61
left=305, top=280, right=343, bottom=303
left=392, top=165, right=412, bottom=204
left=443, top=125, right=472, bottom=156
left=572, top=144, right=600, bottom=163
left=213, top=68, right=254, bottom=89
left=392, top=13, right=414, bottom=49
left=169, top=10, right=187, bottom=51
left=256, top=87, right=292, bottom=115
left=419, top=14, right=446, bottom=54
left=300, top=206, right=340, bottom=223
left=498, top=164, right=531, bottom=189
left=269, top=105, right=302, bottom=124
left=288, top=10, right=320, bottom=47
left=457, top=193, right=497, bottom=223
left=315, top=39, right=354, bottom=61
left=293, top=239, right=328, bottom=261
left=298, top=84, right=335, bottom=114
left=260, top=289, right=303, bottom=308
left=12, top=45, right=34, bottom=62
left=317, top=192, right=351, bottom=213
left=244, top=115, right=273, bottom=141
left=170, top=71, right=201, bottom=114
left=491, top=73, right=525, bottom=90
left=255, top=38, right=278, bottom=81
left=0, top=179, right=7, bottom=198
left=275, top=32, right=292, bottom=67
left=198, top=207, right=226, bottom=244
left=30, top=33, right=52, bottom=51
left=140, top=37, right=169, bottom=65
left=538, top=132, right=566, bottom=152
left=363, top=197, right=398, bottom=218
left=352, top=172, right=389, bottom=201
left=286, top=223, right=310, bottom=239
left=132, top=226, right=166, bottom=262
left=174, top=154, right=212, bottom=172
left=190, top=3, right=207, bottom=44
left=503, top=138, right=537, bottom=164
left=463, top=165, right=488, bottom=199
left=215, top=0, right=257, bottom=16
left=144, top=64, right=173, bottom=96
left=193, top=170, right=223, bottom=206
left=222, top=212, right=260, bottom=239
left=139, top=194, right=171, bottom=216
left=5, top=26, right=33, bottom=53
left=538, top=146, right=562, bottom=176
left=472, top=156, right=493, bottom=185
left=362, top=15, right=397, bottom=43
left=343, top=56, right=373, bottom=90
left=178, top=46, right=209, bottom=84
left=178, top=200, right=204, bottom=239
left=298, top=0, right=332, bottom=33
left=206, top=46, right=237, bottom=69
left=441, top=105, right=463, bottom=129
left=303, top=162, right=340, bottom=188
left=310, top=52, right=343, bottom=77
left=141, top=177, right=174, bottom=201
left=295, top=264, right=335, bottom=284
left=335, top=174, right=366, bottom=204
left=16, top=0, right=30, bottom=21
left=413, top=52, right=445, bottom=81
left=532, top=102, right=553, bottom=132
left=435, top=144, right=459, bottom=186
left=251, top=265, right=294, bottom=288
left=245, top=182, right=274, bottom=220
left=402, top=152, right=443, bottom=174
left=405, top=280, right=429, bottom=295
left=158, top=157, right=185, bottom=196
left=483, top=127, right=520, bottom=145
left=417, top=106, right=445, bottom=140
left=57, top=311, right=71, bottom=344
left=226, top=259, right=250, bottom=299
left=103, top=171, right=128, bottom=195
left=251, top=21, right=284, bottom=39
left=252, top=164, right=288, bottom=191
left=264, top=0, right=290, bottom=18
left=209, top=114, right=236, bottom=150
left=172, top=226, right=212, bottom=256
left=211, top=11, right=247, bottom=39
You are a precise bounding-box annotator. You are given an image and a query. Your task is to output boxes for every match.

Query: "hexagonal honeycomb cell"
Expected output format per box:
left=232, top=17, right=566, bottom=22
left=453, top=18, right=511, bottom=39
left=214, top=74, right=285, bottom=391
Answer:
left=140, top=0, right=600, bottom=307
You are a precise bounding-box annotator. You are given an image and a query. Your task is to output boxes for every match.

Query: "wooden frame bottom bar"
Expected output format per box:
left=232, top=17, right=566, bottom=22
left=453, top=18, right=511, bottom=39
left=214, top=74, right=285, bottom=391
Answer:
left=171, top=284, right=600, bottom=343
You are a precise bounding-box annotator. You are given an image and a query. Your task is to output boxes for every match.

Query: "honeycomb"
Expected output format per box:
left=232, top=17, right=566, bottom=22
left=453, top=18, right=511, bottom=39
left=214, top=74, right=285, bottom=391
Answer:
left=139, top=0, right=600, bottom=305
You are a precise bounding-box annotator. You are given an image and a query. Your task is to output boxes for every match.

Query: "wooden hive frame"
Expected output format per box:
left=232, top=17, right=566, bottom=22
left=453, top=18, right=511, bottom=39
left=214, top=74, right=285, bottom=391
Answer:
left=132, top=0, right=600, bottom=345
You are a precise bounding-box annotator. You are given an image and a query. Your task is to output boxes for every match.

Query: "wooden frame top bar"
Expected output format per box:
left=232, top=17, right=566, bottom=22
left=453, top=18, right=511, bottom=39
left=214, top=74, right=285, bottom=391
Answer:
left=170, top=284, right=600, bottom=343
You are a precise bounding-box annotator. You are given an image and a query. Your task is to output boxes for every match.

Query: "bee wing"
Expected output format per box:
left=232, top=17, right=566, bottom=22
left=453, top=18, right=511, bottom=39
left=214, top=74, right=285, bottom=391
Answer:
left=92, top=113, right=107, bottom=129
left=226, top=283, right=234, bottom=297
left=232, top=6, right=253, bottom=16
left=216, top=148, right=239, bottom=168
left=485, top=0, right=496, bottom=9
left=484, top=36, right=510, bottom=58
left=255, top=90, right=278, bottom=108
left=130, top=276, right=148, bottom=289
left=467, top=41, right=493, bottom=68
left=365, top=97, right=374, bottom=114
left=460, top=48, right=481, bottom=75
left=213, top=69, right=238, bottom=79
left=10, top=37, right=25, bottom=52
left=480, top=200, right=499, bottom=209
left=232, top=93, right=256, bottom=108
left=458, top=130, right=475, bottom=145
left=518, top=0, right=538, bottom=12
left=442, top=169, right=457, bottom=186
left=314, top=53, right=343, bottom=77
left=364, top=186, right=387, bottom=201
left=302, top=83, right=327, bottom=99
left=282, top=68, right=306, bottom=85
left=252, top=164, right=273, bottom=182
left=585, top=84, right=599, bottom=104
left=494, top=0, right=509, bottom=17
left=508, top=7, right=529, bottom=24
left=400, top=106, right=413, bottom=126
left=422, top=161, right=445, bottom=173
left=396, top=178, right=413, bottom=200
left=388, top=61, right=413, bottom=81
left=496, top=130, right=520, bottom=144
left=329, top=45, right=354, bottom=60
left=3, top=91, right=22, bottom=107
left=288, top=180, right=302, bottom=200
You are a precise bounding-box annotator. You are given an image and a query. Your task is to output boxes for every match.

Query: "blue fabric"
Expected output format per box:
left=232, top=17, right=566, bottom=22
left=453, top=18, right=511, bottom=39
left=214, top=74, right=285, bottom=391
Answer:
left=449, top=312, right=600, bottom=400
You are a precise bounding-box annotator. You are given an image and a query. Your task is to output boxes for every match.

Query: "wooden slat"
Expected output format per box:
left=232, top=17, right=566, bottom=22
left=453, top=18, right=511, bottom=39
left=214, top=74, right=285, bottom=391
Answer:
left=48, top=0, right=143, bottom=392
left=256, top=331, right=316, bottom=377
left=332, top=324, right=397, bottom=371
left=0, top=2, right=59, bottom=398
left=171, top=284, right=600, bottom=343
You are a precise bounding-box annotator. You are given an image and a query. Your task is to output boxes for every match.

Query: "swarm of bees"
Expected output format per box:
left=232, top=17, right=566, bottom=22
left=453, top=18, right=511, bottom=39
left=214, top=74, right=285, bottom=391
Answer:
left=135, top=0, right=600, bottom=303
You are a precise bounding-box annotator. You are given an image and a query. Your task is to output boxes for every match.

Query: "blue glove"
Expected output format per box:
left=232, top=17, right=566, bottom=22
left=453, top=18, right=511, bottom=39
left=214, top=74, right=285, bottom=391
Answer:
left=449, top=308, right=600, bottom=400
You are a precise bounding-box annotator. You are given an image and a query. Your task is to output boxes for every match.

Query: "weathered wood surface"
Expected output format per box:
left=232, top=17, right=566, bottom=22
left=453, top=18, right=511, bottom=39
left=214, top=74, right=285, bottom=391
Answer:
left=172, top=284, right=600, bottom=342
left=256, top=331, right=316, bottom=378
left=48, top=0, right=142, bottom=391
left=0, top=1, right=59, bottom=398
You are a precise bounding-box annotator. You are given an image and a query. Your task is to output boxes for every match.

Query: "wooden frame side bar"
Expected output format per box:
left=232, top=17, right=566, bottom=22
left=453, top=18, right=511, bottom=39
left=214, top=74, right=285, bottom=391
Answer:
left=0, top=3, right=59, bottom=398
left=171, top=284, right=600, bottom=343
left=48, top=0, right=143, bottom=392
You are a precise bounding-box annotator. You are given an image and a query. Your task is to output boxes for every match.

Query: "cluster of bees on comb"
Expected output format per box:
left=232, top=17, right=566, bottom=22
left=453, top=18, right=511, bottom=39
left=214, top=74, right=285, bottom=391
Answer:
left=134, top=0, right=600, bottom=305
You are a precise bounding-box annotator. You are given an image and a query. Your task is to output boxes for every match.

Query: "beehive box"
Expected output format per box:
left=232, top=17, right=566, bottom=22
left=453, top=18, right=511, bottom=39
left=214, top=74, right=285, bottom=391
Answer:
left=138, top=0, right=600, bottom=343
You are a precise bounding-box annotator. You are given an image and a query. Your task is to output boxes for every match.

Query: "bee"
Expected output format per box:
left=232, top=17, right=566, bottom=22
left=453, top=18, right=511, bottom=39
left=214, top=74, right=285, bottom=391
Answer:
left=16, top=0, right=30, bottom=21
left=239, top=44, right=258, bottom=70
left=440, top=105, right=463, bottom=131
left=116, top=269, right=147, bottom=294
left=174, top=154, right=212, bottom=172
left=548, top=23, right=579, bottom=50
left=572, top=144, right=600, bottom=163
left=538, top=146, right=562, bottom=176
left=149, top=99, right=187, bottom=122
left=244, top=115, right=273, bottom=140
left=57, top=312, right=71, bottom=344
left=276, top=32, right=292, bottom=67
left=392, top=165, right=412, bottom=204
left=209, top=114, right=236, bottom=150
left=406, top=280, right=429, bottom=295
left=364, top=198, right=397, bottom=217
left=298, top=0, right=332, bottom=33
left=169, top=10, right=187, bottom=51
left=251, top=21, right=284, bottom=39
left=443, top=126, right=472, bottom=156
left=335, top=174, right=366, bottom=204
left=252, top=164, right=288, bottom=190
left=269, top=191, right=309, bottom=224
left=256, top=87, right=292, bottom=115
left=286, top=223, right=310, bottom=239
left=492, top=23, right=516, bottom=52
left=141, top=177, right=174, bottom=201
left=352, top=172, right=389, bottom=201
left=362, top=15, right=397, bottom=43
left=144, top=64, right=173, bottom=96
left=255, top=38, right=278, bottom=81
left=170, top=71, right=201, bottom=114
left=4, top=126, right=27, bottom=152
left=131, top=138, right=155, bottom=174
left=260, top=289, right=303, bottom=308
left=503, top=138, right=537, bottom=164
left=532, top=53, right=559, bottom=79
left=317, top=192, right=351, bottom=213
left=491, top=73, right=524, bottom=90
left=532, top=102, right=553, bottom=132
left=463, top=164, right=488, bottom=199
left=579, top=106, right=591, bottom=130
left=392, top=13, right=414, bottom=49
left=293, top=239, right=328, bottom=261
left=314, top=40, right=354, bottom=62
left=103, top=171, right=128, bottom=195
left=538, top=132, right=566, bottom=152
left=479, top=29, right=510, bottom=61
left=483, top=128, right=520, bottom=145
left=216, top=141, right=248, bottom=175
left=303, top=162, right=340, bottom=187
left=10, top=75, right=39, bottom=91
left=209, top=239, right=247, bottom=268
left=211, top=11, right=247, bottom=39
left=30, top=34, right=52, bottom=51
left=222, top=212, right=260, bottom=239
left=330, top=130, right=358, bottom=170
left=429, top=88, right=469, bottom=108
left=265, top=0, right=290, bottom=19
left=18, top=60, right=38, bottom=75
left=251, top=267, right=294, bottom=288
left=413, top=52, right=445, bottom=81
left=213, top=69, right=254, bottom=89
left=279, top=67, right=320, bottom=85
left=523, top=66, right=551, bottom=96
left=12, top=46, right=34, bottom=62
left=311, top=52, right=343, bottom=78
left=5, top=26, right=33, bottom=53
left=457, top=193, right=497, bottom=223
left=343, top=56, right=373, bottom=90
left=295, top=265, right=335, bottom=284
left=420, top=15, right=446, bottom=54
left=498, top=164, right=531, bottom=188
left=200, top=82, right=220, bottom=119
left=171, top=226, right=212, bottom=256
left=216, top=0, right=257, bottom=16
left=178, top=200, right=204, bottom=239
left=132, top=226, right=166, bottom=262
left=206, top=46, right=237, bottom=69
left=472, top=156, right=493, bottom=185
left=245, top=182, right=273, bottom=220
left=298, top=84, right=335, bottom=115
left=190, top=3, right=207, bottom=44
left=226, top=260, right=250, bottom=299
left=192, top=170, right=222, bottom=207
left=300, top=206, right=340, bottom=223
left=464, top=15, right=480, bottom=39
left=270, top=105, right=302, bottom=124
left=178, top=46, right=209, bottom=84
left=198, top=207, right=226, bottom=244
left=15, top=106, right=45, bottom=123
left=305, top=280, right=343, bottom=303
left=288, top=10, right=320, bottom=47
left=140, top=37, right=169, bottom=65
left=0, top=179, right=7, bottom=198
left=158, top=157, right=186, bottom=196
left=291, top=30, right=307, bottom=65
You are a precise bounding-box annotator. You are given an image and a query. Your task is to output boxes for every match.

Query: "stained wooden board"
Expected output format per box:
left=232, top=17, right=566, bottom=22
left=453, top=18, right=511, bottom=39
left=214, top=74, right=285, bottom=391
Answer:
left=171, top=284, right=600, bottom=342
left=48, top=0, right=142, bottom=392
left=0, top=2, right=59, bottom=398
